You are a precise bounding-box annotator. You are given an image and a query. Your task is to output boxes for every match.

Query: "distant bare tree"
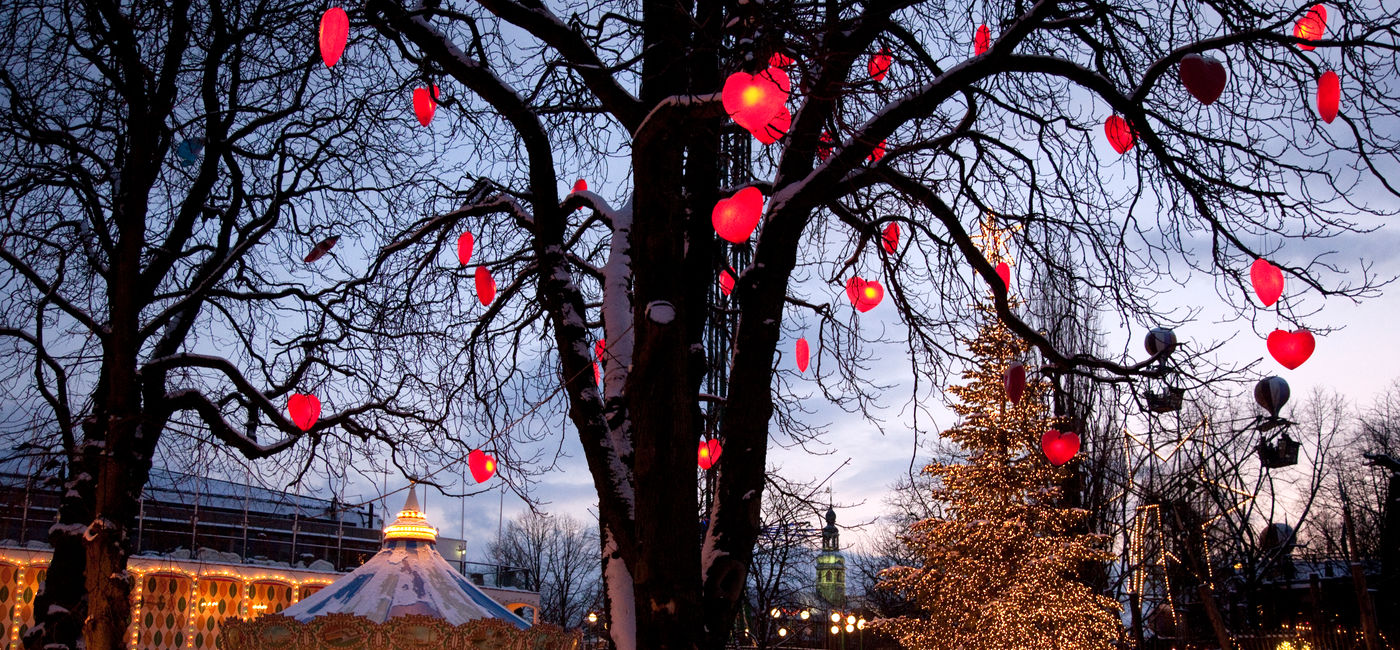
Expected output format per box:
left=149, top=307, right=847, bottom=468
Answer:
left=489, top=511, right=600, bottom=628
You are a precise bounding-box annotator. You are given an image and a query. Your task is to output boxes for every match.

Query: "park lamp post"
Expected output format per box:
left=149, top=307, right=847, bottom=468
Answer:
left=826, top=610, right=867, bottom=650
left=769, top=607, right=814, bottom=647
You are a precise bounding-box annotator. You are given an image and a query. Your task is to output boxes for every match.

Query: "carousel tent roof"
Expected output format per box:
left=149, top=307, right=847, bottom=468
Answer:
left=279, top=485, right=530, bottom=629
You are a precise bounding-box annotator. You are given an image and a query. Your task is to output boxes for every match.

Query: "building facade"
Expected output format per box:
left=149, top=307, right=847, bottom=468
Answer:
left=816, top=505, right=846, bottom=608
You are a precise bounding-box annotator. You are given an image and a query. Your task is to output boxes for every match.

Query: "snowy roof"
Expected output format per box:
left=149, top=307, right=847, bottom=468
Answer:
left=0, top=457, right=378, bottom=526
left=279, top=486, right=530, bottom=628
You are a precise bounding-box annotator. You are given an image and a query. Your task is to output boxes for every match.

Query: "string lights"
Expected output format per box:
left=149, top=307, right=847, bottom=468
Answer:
left=875, top=305, right=1121, bottom=648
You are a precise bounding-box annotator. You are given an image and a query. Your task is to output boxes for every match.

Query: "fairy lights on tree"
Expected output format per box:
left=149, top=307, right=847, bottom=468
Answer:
left=875, top=305, right=1121, bottom=649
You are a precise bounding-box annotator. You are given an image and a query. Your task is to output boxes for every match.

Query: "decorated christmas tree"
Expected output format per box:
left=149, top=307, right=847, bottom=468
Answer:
left=876, top=304, right=1121, bottom=649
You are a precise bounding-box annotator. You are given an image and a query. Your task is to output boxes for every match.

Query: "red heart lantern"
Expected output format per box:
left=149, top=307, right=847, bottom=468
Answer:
left=1004, top=362, right=1026, bottom=404
left=881, top=222, right=900, bottom=254
left=845, top=277, right=884, bottom=312
left=756, top=107, right=791, bottom=145
left=721, top=69, right=790, bottom=132
left=769, top=52, right=794, bottom=69
left=475, top=266, right=497, bottom=305
left=867, top=140, right=887, bottom=164
left=1104, top=115, right=1134, bottom=154
left=1317, top=70, right=1340, bottom=124
left=817, top=132, right=835, bottom=162
left=1267, top=329, right=1315, bottom=370
left=1293, top=4, right=1327, bottom=50
left=995, top=262, right=1011, bottom=289
left=1179, top=54, right=1227, bottom=106
left=974, top=24, right=991, bottom=55
left=287, top=393, right=321, bottom=431
left=1041, top=430, right=1080, bottom=466
left=468, top=449, right=497, bottom=483
left=719, top=268, right=736, bottom=296
left=1250, top=258, right=1284, bottom=307
left=303, top=235, right=339, bottom=263
left=712, top=187, right=764, bottom=243
left=456, top=232, right=474, bottom=266
left=697, top=440, right=723, bottom=470
left=869, top=48, right=892, bottom=82
left=319, top=7, right=349, bottom=68
left=795, top=338, right=810, bottom=372
left=573, top=179, right=588, bottom=192
left=413, top=86, right=438, bottom=127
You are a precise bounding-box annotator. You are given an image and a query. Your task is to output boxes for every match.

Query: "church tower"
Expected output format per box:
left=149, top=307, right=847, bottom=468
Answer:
left=816, top=504, right=846, bottom=607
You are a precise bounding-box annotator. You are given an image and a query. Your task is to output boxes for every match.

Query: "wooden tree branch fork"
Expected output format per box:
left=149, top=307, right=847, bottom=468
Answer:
left=468, top=0, right=646, bottom=131
left=369, top=0, right=638, bottom=555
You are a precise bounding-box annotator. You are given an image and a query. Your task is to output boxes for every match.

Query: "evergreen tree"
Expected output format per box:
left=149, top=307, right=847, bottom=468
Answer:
left=876, top=305, right=1120, bottom=649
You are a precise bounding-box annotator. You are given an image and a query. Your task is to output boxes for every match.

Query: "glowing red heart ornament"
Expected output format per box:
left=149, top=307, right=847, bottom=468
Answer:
left=869, top=48, right=892, bottom=82
left=697, top=440, right=723, bottom=470
left=867, top=140, right=887, bottom=164
left=881, top=222, right=900, bottom=254
left=1317, top=70, right=1340, bottom=124
left=594, top=339, right=605, bottom=384
left=1004, top=362, right=1026, bottom=404
left=1250, top=258, right=1284, bottom=307
left=1293, top=5, right=1327, bottom=50
left=845, top=277, right=884, bottom=312
left=769, top=52, right=794, bottom=69
left=573, top=179, right=588, bottom=192
left=1041, top=430, right=1080, bottom=466
left=721, top=69, right=790, bottom=132
left=995, top=262, right=1011, bottom=289
left=413, top=86, right=438, bottom=127
left=974, top=24, right=991, bottom=55
left=817, top=132, right=835, bottom=162
left=456, top=232, right=473, bottom=266
left=1104, top=115, right=1134, bottom=154
left=712, top=187, right=764, bottom=243
left=1179, top=54, right=1227, bottom=106
left=475, top=266, right=496, bottom=305
left=319, top=7, right=349, bottom=68
left=1267, top=329, right=1315, bottom=370
left=756, top=107, right=791, bottom=145
left=795, top=338, right=810, bottom=372
left=288, top=393, right=321, bottom=432
left=303, top=236, right=339, bottom=263
left=719, top=268, right=736, bottom=296
left=468, top=449, right=497, bottom=483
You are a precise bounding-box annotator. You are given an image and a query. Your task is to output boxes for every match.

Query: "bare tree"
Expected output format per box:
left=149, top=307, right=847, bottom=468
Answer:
left=0, top=0, right=460, bottom=647
left=488, top=511, right=601, bottom=628
left=348, top=0, right=1400, bottom=647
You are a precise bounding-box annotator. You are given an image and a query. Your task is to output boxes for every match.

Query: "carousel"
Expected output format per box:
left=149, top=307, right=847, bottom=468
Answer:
left=223, top=486, right=577, bottom=649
